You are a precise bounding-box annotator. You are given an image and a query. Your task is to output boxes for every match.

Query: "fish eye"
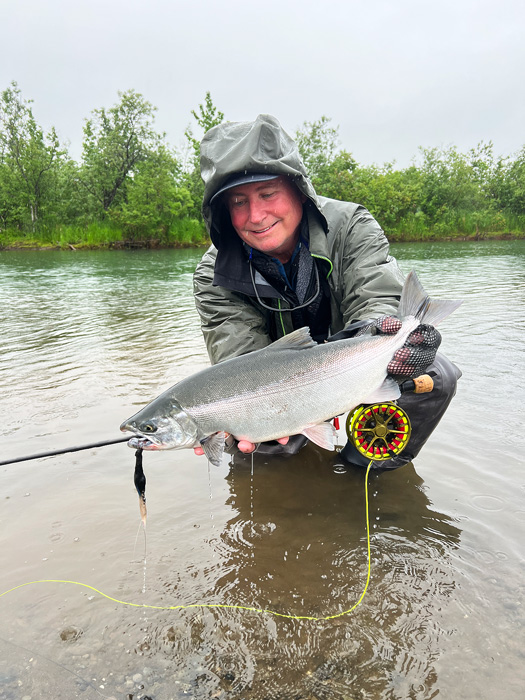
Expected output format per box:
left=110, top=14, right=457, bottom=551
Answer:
left=140, top=423, right=157, bottom=433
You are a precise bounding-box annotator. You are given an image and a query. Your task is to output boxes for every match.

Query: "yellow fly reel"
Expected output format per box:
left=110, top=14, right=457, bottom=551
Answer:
left=345, top=403, right=411, bottom=462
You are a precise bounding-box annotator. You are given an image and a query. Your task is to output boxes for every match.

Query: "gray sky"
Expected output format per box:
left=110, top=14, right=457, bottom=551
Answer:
left=2, top=0, right=524, bottom=167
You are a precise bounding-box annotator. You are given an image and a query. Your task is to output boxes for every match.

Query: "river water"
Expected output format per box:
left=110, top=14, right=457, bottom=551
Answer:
left=0, top=241, right=524, bottom=700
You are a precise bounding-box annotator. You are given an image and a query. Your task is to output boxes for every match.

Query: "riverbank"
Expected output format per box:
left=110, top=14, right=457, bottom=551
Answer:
left=1, top=229, right=524, bottom=250
left=0, top=219, right=210, bottom=251
left=0, top=238, right=209, bottom=251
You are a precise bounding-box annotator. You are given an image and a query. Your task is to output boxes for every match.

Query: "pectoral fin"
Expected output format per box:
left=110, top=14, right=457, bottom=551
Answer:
left=301, top=422, right=336, bottom=451
left=266, top=327, right=317, bottom=350
left=200, top=432, right=227, bottom=467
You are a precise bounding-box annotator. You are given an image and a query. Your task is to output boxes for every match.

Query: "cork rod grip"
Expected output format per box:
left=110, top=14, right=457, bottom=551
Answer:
left=412, top=374, right=434, bottom=393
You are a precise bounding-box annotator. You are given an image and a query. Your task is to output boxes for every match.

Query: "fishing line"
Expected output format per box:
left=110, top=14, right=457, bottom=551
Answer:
left=1, top=463, right=373, bottom=622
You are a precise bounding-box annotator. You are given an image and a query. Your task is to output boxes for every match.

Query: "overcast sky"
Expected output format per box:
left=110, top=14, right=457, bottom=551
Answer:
left=2, top=0, right=524, bottom=168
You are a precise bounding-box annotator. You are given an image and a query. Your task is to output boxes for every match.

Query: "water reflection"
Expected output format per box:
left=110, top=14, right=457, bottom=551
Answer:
left=193, top=446, right=462, bottom=699
left=67, top=447, right=461, bottom=699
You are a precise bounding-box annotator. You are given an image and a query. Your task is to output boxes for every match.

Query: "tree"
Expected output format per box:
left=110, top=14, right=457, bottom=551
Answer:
left=111, top=145, right=192, bottom=241
left=184, top=91, right=225, bottom=167
left=495, top=146, right=525, bottom=216
left=0, top=81, right=63, bottom=229
left=295, top=116, right=340, bottom=181
left=44, top=157, right=89, bottom=226
left=80, top=90, right=162, bottom=216
left=182, top=92, right=225, bottom=220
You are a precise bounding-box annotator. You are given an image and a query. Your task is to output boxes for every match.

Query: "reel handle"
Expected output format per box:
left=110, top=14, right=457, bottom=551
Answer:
left=399, top=374, right=434, bottom=395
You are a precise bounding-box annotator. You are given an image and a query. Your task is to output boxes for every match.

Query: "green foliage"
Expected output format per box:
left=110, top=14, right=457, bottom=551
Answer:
left=80, top=89, right=163, bottom=216
left=184, top=91, right=225, bottom=165
left=0, top=160, right=26, bottom=229
left=295, top=116, right=341, bottom=181
left=1, top=82, right=524, bottom=246
left=182, top=91, right=225, bottom=219
left=0, top=81, right=64, bottom=229
left=295, top=123, right=524, bottom=238
left=494, top=145, right=525, bottom=215
left=110, top=146, right=192, bottom=242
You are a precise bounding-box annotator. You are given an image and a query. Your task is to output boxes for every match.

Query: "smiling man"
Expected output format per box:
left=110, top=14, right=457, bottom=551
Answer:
left=224, top=176, right=305, bottom=262
left=193, top=114, right=461, bottom=468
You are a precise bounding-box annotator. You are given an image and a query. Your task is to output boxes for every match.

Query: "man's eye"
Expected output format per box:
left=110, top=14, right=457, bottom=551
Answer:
left=231, top=199, right=246, bottom=208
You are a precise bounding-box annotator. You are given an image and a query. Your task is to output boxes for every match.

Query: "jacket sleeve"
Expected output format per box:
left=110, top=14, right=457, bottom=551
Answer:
left=336, top=206, right=406, bottom=327
left=193, top=246, right=272, bottom=364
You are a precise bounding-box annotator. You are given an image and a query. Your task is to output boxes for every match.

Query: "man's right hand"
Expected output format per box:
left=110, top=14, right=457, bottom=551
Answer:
left=237, top=436, right=290, bottom=453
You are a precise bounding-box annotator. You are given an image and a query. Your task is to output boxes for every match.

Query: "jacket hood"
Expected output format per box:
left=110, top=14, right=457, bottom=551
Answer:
left=200, top=114, right=327, bottom=249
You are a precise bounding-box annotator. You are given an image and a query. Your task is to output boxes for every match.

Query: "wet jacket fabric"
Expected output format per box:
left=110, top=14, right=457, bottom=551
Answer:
left=193, top=114, right=406, bottom=365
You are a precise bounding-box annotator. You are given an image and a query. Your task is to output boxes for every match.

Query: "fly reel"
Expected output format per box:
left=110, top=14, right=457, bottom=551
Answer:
left=345, top=403, right=411, bottom=462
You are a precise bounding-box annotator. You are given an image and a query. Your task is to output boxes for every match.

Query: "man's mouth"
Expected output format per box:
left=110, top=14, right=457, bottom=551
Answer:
left=250, top=221, right=278, bottom=235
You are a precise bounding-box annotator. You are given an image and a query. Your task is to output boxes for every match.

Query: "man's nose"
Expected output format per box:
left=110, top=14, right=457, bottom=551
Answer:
left=248, top=200, right=266, bottom=224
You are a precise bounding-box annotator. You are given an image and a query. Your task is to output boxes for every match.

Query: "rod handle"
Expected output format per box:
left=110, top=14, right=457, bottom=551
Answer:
left=400, top=374, right=434, bottom=394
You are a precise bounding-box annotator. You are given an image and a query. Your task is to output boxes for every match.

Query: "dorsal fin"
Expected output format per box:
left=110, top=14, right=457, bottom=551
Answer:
left=266, top=327, right=317, bottom=351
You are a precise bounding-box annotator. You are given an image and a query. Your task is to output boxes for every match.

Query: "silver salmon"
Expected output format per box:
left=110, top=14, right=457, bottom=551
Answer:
left=120, top=271, right=461, bottom=466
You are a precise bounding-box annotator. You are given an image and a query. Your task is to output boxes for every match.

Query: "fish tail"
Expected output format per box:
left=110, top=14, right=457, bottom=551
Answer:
left=398, top=271, right=462, bottom=326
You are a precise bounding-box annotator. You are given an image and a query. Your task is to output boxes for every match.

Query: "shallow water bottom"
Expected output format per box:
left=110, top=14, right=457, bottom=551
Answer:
left=2, top=439, right=524, bottom=700
left=1, top=244, right=525, bottom=699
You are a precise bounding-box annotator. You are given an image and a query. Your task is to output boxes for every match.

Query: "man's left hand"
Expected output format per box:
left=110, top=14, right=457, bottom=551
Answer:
left=371, top=316, right=442, bottom=377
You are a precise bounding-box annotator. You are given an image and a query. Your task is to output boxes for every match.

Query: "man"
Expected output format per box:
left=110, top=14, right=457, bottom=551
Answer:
left=193, top=114, right=461, bottom=468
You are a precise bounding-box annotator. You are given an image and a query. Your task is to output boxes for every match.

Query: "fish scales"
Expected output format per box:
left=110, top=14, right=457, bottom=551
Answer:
left=120, top=271, right=462, bottom=464
left=179, top=320, right=417, bottom=442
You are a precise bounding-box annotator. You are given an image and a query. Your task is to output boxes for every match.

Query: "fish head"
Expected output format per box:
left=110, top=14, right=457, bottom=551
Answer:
left=120, top=399, right=199, bottom=451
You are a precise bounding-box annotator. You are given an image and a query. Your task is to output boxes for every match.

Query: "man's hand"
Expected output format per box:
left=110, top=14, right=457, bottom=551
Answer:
left=371, top=315, right=442, bottom=378
left=194, top=435, right=290, bottom=456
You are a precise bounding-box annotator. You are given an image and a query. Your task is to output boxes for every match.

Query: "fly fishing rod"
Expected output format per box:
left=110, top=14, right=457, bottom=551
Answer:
left=0, top=436, right=130, bottom=467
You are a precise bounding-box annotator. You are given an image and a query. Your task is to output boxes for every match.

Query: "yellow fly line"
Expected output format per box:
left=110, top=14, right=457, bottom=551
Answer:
left=0, top=463, right=373, bottom=622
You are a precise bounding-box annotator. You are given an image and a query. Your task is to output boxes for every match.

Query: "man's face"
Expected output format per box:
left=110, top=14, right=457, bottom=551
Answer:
left=225, top=176, right=305, bottom=263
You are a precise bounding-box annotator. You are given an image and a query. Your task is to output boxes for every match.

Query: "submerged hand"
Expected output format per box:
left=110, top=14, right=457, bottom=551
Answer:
left=194, top=435, right=290, bottom=456
left=237, top=436, right=290, bottom=454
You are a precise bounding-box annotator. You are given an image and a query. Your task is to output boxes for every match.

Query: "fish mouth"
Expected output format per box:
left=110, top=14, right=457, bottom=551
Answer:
left=127, top=436, right=159, bottom=450
left=120, top=423, right=161, bottom=450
